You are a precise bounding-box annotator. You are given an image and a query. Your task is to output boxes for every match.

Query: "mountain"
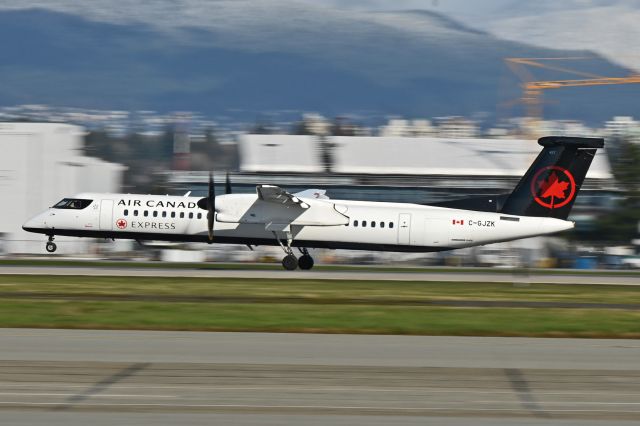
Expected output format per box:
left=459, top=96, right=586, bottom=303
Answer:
left=450, top=0, right=640, bottom=72
left=0, top=4, right=638, bottom=125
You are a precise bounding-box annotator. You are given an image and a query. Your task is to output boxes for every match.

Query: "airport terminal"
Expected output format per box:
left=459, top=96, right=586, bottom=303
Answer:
left=0, top=123, right=125, bottom=254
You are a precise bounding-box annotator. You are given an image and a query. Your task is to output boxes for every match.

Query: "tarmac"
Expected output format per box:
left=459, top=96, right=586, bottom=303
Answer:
left=1, top=265, right=639, bottom=285
left=2, top=329, right=640, bottom=425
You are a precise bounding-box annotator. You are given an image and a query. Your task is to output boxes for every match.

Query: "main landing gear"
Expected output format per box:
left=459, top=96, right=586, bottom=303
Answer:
left=45, top=235, right=57, bottom=253
left=297, top=248, right=314, bottom=270
left=273, top=232, right=314, bottom=271
left=282, top=253, right=298, bottom=271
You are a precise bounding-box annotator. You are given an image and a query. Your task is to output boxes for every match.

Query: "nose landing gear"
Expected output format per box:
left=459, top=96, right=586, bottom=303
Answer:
left=45, top=236, right=57, bottom=253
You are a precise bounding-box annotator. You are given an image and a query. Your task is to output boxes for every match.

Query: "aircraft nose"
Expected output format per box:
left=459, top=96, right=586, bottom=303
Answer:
left=22, top=213, right=47, bottom=232
left=22, top=217, right=39, bottom=231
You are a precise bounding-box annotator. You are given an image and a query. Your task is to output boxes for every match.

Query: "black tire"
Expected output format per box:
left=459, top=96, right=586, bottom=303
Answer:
left=45, top=242, right=57, bottom=253
left=298, top=254, right=314, bottom=270
left=282, top=254, right=298, bottom=271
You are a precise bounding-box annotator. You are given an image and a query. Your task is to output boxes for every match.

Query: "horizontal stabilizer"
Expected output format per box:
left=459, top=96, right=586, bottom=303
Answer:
left=538, top=136, right=604, bottom=149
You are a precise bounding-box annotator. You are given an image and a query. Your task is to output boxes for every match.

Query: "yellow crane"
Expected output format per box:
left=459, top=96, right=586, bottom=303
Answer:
left=505, top=57, right=640, bottom=134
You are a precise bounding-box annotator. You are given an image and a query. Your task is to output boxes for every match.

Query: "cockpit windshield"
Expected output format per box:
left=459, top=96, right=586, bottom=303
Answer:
left=52, top=198, right=93, bottom=209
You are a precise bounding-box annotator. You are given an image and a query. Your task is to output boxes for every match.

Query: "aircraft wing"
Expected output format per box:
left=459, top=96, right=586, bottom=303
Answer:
left=293, top=189, right=330, bottom=200
left=216, top=185, right=348, bottom=226
left=256, top=185, right=310, bottom=209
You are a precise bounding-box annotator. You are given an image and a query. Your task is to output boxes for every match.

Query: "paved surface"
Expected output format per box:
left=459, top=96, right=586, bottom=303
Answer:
left=1, top=265, right=639, bottom=285
left=1, top=330, right=640, bottom=425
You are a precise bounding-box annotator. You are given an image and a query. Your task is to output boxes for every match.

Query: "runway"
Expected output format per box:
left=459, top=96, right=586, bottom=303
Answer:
left=2, top=329, right=640, bottom=425
left=1, top=265, right=639, bottom=285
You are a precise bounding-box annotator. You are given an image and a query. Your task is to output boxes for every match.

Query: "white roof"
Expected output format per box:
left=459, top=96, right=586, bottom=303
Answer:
left=239, top=134, right=612, bottom=179
left=239, top=134, right=324, bottom=173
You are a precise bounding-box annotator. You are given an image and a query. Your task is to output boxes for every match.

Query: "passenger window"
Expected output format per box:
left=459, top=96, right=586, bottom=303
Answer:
left=354, top=220, right=358, bottom=227
left=124, top=209, right=129, bottom=216
left=171, top=212, right=175, bottom=218
left=389, top=222, right=394, bottom=229
left=380, top=222, right=385, bottom=228
left=362, top=220, right=367, bottom=227
left=189, top=212, right=194, bottom=219
left=197, top=213, right=202, bottom=219
left=371, top=221, right=376, bottom=228
left=162, top=211, right=167, bottom=218
left=153, top=211, right=158, bottom=217
left=180, top=212, right=184, bottom=219
left=134, top=210, right=138, bottom=217
left=143, top=210, right=148, bottom=217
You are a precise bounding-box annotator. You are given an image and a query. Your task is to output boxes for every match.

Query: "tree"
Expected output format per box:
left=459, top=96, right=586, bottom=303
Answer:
left=591, top=137, right=640, bottom=242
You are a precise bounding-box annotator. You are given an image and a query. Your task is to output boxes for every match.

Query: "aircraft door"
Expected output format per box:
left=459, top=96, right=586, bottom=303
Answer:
left=398, top=213, right=411, bottom=245
left=99, top=199, right=114, bottom=231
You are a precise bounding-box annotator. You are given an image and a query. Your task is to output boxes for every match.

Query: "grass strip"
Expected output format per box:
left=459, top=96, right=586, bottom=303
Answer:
left=1, top=299, right=639, bottom=338
left=0, top=275, right=639, bottom=304
left=1, top=275, right=640, bottom=337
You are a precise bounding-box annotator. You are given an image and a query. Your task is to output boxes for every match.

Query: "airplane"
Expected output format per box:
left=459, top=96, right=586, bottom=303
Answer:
left=23, top=136, right=604, bottom=270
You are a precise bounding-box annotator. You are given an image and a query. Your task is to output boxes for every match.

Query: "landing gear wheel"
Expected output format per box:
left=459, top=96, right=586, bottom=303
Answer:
left=298, top=254, right=314, bottom=270
left=45, top=242, right=57, bottom=253
left=282, top=254, right=298, bottom=271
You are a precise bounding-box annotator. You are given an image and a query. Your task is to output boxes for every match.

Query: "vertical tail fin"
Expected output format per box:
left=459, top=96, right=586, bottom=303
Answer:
left=500, top=136, right=604, bottom=220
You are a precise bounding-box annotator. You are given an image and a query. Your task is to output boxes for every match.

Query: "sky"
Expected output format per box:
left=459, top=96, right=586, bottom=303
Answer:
left=328, top=0, right=640, bottom=72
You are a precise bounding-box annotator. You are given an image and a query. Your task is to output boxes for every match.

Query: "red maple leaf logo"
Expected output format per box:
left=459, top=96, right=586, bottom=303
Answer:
left=116, top=219, right=127, bottom=229
left=531, top=166, right=576, bottom=209
left=537, top=171, right=570, bottom=200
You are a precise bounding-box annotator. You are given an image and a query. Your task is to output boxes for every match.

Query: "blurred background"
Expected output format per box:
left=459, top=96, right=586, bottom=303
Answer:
left=1, top=0, right=639, bottom=268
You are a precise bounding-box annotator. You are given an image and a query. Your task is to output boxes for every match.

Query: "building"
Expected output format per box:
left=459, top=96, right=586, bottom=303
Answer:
left=0, top=123, right=126, bottom=254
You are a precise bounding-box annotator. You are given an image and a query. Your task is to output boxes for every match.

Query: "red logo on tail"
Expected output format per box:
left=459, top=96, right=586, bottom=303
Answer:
left=531, top=166, right=576, bottom=209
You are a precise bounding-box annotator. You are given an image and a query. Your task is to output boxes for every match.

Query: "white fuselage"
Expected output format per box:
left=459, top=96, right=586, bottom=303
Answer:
left=23, top=192, right=574, bottom=252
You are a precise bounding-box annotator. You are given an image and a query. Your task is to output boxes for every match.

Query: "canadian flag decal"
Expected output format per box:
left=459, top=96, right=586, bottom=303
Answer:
left=452, top=219, right=464, bottom=225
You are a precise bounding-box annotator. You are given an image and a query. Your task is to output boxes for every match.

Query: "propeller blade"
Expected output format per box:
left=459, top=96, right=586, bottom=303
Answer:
left=208, top=171, right=215, bottom=201
left=225, top=170, right=232, bottom=194
left=207, top=211, right=214, bottom=241
left=207, top=171, right=215, bottom=242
